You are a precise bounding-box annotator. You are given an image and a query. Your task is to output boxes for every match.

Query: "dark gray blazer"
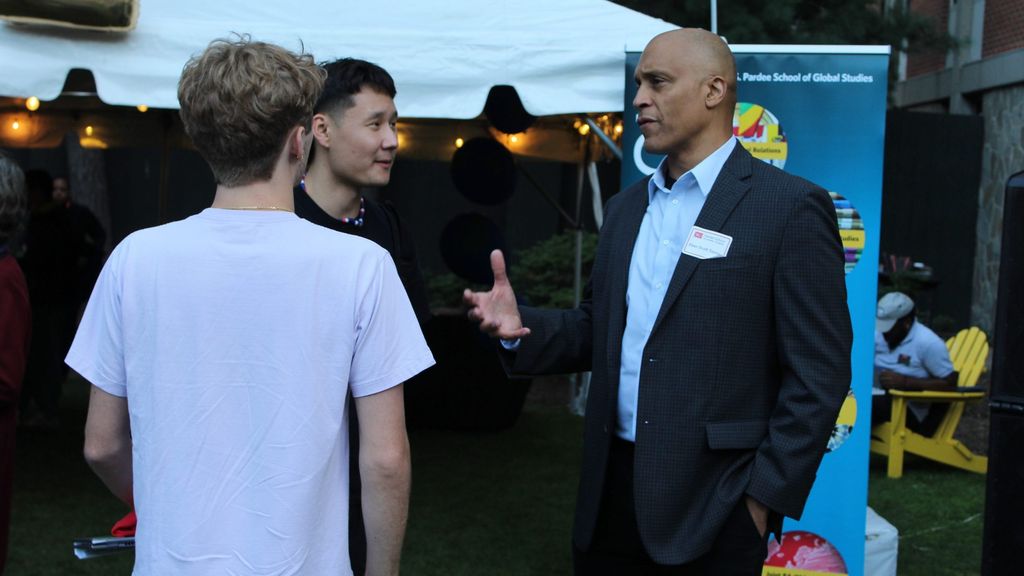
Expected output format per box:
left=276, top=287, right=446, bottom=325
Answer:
left=508, top=144, right=852, bottom=565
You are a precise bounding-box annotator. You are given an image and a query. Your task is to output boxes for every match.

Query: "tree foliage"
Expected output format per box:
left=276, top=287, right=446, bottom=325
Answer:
left=612, top=0, right=954, bottom=55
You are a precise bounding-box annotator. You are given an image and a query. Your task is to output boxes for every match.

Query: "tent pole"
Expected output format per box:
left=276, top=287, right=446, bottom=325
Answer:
left=568, top=141, right=591, bottom=417
left=584, top=118, right=621, bottom=160
left=711, top=0, right=718, bottom=34
left=517, top=164, right=577, bottom=226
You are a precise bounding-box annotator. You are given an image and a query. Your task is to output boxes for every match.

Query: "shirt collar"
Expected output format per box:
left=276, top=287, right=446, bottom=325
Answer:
left=647, top=137, right=737, bottom=202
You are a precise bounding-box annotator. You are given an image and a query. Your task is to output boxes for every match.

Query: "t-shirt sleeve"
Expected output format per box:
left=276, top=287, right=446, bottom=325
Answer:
left=349, top=252, right=435, bottom=398
left=921, top=337, right=955, bottom=380
left=65, top=244, right=128, bottom=397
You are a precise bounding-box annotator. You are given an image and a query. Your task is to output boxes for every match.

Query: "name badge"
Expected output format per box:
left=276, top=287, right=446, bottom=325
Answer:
left=682, top=226, right=732, bottom=259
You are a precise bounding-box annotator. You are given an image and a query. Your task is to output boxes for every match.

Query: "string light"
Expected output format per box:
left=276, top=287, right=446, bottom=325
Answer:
left=614, top=123, right=624, bottom=135
left=11, top=120, right=20, bottom=130
left=137, top=104, right=149, bottom=112
left=578, top=123, right=590, bottom=136
left=455, top=137, right=464, bottom=148
left=509, top=134, right=519, bottom=144
left=572, top=119, right=582, bottom=129
left=25, top=97, right=40, bottom=112
left=85, top=125, right=94, bottom=136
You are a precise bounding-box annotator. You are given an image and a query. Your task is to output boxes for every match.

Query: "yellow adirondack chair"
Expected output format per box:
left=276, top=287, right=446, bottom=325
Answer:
left=870, top=327, right=990, bottom=478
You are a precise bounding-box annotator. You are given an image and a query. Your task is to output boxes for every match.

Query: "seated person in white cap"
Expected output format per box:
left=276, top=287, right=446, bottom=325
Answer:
left=871, top=291, right=958, bottom=434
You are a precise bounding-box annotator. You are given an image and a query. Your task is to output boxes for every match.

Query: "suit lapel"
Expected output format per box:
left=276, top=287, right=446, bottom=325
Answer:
left=606, top=179, right=649, bottom=386
left=649, top=145, right=753, bottom=336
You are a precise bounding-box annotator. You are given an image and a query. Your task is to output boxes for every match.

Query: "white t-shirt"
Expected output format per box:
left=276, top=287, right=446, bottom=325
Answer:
left=874, top=320, right=954, bottom=380
left=874, top=320, right=954, bottom=421
left=67, top=208, right=434, bottom=576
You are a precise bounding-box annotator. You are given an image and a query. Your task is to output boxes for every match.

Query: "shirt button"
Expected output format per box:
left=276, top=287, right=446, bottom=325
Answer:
left=662, top=240, right=669, bottom=246
left=655, top=282, right=663, bottom=289
left=672, top=199, right=679, bottom=205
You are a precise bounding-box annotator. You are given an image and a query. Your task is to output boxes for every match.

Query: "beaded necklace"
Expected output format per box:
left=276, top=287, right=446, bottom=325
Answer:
left=300, top=178, right=365, bottom=227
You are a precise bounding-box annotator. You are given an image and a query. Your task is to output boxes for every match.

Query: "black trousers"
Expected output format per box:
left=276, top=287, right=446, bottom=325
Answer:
left=573, top=438, right=769, bottom=576
left=871, top=393, right=949, bottom=436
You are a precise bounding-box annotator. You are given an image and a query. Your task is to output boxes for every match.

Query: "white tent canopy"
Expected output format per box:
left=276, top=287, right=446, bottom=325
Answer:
left=0, top=0, right=676, bottom=118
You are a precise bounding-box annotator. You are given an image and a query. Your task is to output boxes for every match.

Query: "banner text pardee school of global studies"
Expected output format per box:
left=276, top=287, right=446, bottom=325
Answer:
left=740, top=72, right=874, bottom=83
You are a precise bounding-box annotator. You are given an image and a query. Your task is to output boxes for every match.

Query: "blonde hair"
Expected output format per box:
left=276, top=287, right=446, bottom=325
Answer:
left=178, top=36, right=326, bottom=186
left=0, top=152, right=27, bottom=245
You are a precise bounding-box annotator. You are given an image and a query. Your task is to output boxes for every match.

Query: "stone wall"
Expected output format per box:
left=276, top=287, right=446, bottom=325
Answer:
left=973, top=83, right=1024, bottom=333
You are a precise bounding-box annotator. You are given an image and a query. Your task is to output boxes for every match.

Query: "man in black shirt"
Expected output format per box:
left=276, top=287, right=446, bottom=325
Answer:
left=294, top=58, right=430, bottom=575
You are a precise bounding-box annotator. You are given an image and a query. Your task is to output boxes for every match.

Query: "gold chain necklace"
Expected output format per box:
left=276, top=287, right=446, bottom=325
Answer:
left=219, top=206, right=292, bottom=212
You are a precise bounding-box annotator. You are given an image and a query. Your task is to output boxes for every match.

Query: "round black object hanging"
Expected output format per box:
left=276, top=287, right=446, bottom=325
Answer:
left=450, top=137, right=517, bottom=206
left=484, top=85, right=536, bottom=134
left=439, top=213, right=506, bottom=284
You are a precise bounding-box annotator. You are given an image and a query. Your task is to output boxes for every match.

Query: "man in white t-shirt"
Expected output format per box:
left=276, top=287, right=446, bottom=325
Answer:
left=67, top=37, right=433, bottom=576
left=872, top=291, right=957, bottom=434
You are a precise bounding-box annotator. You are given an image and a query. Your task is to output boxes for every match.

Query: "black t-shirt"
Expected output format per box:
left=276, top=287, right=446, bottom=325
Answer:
left=293, top=186, right=431, bottom=324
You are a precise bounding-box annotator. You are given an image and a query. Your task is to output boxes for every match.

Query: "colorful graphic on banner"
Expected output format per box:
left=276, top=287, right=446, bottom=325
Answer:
left=831, top=192, right=865, bottom=274
left=623, top=47, right=889, bottom=576
left=765, top=531, right=848, bottom=576
left=734, top=102, right=788, bottom=168
left=828, top=389, right=857, bottom=453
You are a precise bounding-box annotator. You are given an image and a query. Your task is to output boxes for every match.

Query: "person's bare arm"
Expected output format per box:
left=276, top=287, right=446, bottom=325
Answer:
left=878, top=370, right=959, bottom=391
left=356, top=384, right=411, bottom=576
left=83, top=385, right=133, bottom=506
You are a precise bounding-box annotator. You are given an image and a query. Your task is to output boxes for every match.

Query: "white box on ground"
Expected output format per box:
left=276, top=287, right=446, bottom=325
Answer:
left=865, top=506, right=899, bottom=576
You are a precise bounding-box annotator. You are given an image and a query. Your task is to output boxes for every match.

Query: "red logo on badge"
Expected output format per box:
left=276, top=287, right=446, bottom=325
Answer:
left=694, top=231, right=703, bottom=239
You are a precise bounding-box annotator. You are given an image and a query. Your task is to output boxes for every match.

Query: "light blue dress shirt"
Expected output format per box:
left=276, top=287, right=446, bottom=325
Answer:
left=616, top=137, right=737, bottom=441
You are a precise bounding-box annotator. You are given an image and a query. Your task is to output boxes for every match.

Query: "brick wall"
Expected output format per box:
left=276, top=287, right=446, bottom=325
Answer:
left=906, top=0, right=949, bottom=78
left=983, top=0, right=1024, bottom=57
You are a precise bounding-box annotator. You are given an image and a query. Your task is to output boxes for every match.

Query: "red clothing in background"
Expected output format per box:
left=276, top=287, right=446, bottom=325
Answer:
left=0, top=253, right=31, bottom=574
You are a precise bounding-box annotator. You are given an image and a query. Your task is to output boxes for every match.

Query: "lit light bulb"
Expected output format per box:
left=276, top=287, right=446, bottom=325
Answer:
left=572, top=119, right=581, bottom=129
left=26, top=96, right=40, bottom=112
left=11, top=120, right=20, bottom=130
left=85, top=125, right=94, bottom=136
left=137, top=104, right=149, bottom=113
left=578, top=123, right=590, bottom=136
left=614, top=123, right=623, bottom=135
left=510, top=134, right=519, bottom=144
left=455, top=137, right=464, bottom=148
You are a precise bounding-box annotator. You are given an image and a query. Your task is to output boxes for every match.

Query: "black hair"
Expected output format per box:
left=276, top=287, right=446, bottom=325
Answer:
left=315, top=58, right=396, bottom=116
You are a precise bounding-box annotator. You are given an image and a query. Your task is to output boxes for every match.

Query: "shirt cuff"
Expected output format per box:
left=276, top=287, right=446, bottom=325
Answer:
left=499, top=338, right=521, bottom=351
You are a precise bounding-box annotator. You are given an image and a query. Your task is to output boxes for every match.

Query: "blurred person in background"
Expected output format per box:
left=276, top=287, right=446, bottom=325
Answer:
left=0, top=151, right=31, bottom=574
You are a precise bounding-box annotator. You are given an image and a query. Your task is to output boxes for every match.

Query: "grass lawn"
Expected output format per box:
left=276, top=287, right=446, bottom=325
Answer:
left=8, top=377, right=985, bottom=575
left=868, top=454, right=986, bottom=576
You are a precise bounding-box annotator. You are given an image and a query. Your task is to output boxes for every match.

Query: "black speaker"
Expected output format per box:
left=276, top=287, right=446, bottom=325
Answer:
left=989, top=170, right=1024, bottom=401
left=982, top=171, right=1024, bottom=575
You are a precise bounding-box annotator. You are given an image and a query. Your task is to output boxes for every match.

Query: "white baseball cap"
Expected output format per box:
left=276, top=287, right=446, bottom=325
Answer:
left=876, top=291, right=914, bottom=333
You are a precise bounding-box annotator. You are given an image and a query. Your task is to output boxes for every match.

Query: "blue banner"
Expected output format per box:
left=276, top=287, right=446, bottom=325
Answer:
left=623, top=46, right=890, bottom=576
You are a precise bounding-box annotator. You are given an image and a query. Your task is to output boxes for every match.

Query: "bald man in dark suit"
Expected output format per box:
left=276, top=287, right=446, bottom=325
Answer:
left=464, top=28, right=852, bottom=575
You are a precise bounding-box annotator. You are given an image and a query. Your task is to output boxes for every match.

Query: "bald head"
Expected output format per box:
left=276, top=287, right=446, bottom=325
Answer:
left=647, top=28, right=737, bottom=105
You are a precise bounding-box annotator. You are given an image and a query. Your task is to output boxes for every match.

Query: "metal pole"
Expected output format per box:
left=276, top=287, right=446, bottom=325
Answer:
left=710, top=0, right=718, bottom=34
left=584, top=118, right=622, bottom=160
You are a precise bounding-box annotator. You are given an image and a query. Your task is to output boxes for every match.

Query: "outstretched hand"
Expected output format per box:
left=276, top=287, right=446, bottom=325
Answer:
left=463, top=250, right=531, bottom=341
